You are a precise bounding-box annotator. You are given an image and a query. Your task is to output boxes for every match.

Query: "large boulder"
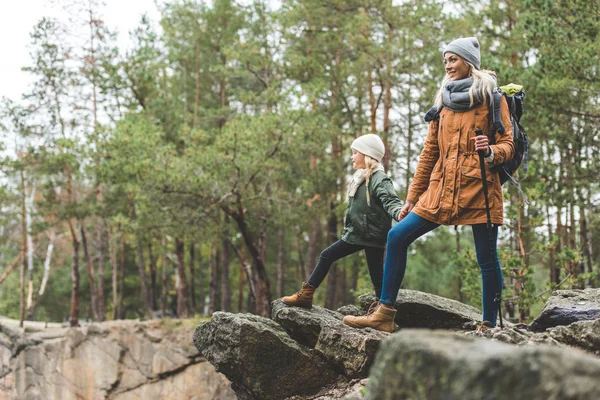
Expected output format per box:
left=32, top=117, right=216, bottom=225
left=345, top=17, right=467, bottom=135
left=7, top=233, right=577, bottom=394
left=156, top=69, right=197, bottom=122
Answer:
left=272, top=300, right=388, bottom=378
left=359, top=290, right=481, bottom=329
left=315, top=324, right=388, bottom=378
left=530, top=289, right=600, bottom=331
left=194, top=312, right=340, bottom=400
left=271, top=299, right=343, bottom=348
left=547, top=319, right=600, bottom=355
left=365, top=330, right=600, bottom=400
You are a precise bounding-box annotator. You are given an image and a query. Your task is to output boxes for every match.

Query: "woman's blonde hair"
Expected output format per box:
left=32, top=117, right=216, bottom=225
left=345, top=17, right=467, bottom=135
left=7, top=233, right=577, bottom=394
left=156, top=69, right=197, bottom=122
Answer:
left=434, top=59, right=497, bottom=109
left=364, top=155, right=380, bottom=206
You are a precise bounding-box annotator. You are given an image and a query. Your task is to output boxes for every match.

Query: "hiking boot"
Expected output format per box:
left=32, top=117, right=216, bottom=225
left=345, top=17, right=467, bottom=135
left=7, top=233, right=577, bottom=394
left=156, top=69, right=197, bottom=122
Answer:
left=282, top=282, right=315, bottom=308
left=343, top=303, right=396, bottom=333
left=475, top=320, right=494, bottom=334
left=365, top=300, right=380, bottom=316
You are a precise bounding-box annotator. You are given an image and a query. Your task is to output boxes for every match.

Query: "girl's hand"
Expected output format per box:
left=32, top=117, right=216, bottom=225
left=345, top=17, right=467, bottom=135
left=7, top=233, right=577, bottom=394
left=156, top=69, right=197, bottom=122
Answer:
left=398, top=202, right=414, bottom=221
left=471, top=135, right=491, bottom=155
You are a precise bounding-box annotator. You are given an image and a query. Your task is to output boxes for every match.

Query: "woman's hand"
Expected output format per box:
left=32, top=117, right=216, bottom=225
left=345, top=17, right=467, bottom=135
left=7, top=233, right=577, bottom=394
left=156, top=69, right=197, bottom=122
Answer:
left=397, top=202, right=415, bottom=221
left=471, top=135, right=491, bottom=155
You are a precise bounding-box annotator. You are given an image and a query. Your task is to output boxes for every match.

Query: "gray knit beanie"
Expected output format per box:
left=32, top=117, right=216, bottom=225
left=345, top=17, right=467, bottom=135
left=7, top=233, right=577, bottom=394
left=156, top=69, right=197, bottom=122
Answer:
left=443, top=37, right=481, bottom=70
left=351, top=134, right=385, bottom=162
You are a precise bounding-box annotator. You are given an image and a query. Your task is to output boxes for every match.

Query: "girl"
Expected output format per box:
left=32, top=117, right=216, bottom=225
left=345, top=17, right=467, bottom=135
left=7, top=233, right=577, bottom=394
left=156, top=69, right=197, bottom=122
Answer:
left=343, top=37, right=514, bottom=333
left=283, top=134, right=403, bottom=308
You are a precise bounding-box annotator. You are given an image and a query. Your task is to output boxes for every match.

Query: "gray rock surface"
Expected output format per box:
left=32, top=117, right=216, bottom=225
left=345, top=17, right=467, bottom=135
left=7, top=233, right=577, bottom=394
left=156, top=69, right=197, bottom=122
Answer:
left=315, top=324, right=388, bottom=378
left=272, top=299, right=343, bottom=347
left=194, top=311, right=339, bottom=400
left=530, top=289, right=600, bottom=331
left=0, top=319, right=234, bottom=400
left=359, top=290, right=481, bottom=329
left=547, top=318, right=600, bottom=355
left=365, top=330, right=600, bottom=400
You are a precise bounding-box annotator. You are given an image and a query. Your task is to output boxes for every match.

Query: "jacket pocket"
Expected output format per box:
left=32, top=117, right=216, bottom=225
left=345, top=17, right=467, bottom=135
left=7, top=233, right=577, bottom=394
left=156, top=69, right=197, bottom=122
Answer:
left=458, top=166, right=495, bottom=210
left=419, top=171, right=444, bottom=210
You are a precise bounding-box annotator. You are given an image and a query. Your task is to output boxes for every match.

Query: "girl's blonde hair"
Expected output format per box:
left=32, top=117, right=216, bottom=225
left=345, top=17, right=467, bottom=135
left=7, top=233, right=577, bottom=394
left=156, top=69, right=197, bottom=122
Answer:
left=434, top=60, right=497, bottom=110
left=364, top=155, right=380, bottom=206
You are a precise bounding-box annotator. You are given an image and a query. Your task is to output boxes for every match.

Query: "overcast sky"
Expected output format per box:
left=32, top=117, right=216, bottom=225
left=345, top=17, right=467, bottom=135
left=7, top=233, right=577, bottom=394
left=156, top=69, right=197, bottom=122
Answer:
left=0, top=0, right=161, bottom=102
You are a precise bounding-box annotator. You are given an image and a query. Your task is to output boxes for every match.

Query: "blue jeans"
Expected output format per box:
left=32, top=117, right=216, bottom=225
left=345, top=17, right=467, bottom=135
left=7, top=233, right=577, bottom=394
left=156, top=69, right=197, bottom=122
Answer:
left=307, top=239, right=385, bottom=299
left=379, top=212, right=503, bottom=326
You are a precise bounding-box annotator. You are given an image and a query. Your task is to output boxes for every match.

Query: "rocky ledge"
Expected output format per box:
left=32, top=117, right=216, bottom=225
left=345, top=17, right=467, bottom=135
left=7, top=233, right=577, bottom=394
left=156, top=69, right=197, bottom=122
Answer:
left=0, top=319, right=234, bottom=400
left=194, top=289, right=600, bottom=400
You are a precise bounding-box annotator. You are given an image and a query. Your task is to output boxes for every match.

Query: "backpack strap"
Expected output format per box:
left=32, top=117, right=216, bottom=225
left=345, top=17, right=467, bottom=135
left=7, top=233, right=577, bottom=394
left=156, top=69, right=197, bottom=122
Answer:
left=487, top=90, right=505, bottom=144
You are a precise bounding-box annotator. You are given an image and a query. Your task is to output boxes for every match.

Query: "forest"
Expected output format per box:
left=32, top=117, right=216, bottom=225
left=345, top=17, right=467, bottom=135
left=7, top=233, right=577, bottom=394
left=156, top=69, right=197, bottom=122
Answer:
left=0, top=0, right=598, bottom=327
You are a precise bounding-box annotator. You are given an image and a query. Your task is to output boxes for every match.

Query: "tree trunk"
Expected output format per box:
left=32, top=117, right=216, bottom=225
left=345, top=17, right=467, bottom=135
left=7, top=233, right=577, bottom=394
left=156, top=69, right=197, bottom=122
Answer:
left=96, top=219, right=106, bottom=321
left=368, top=68, right=376, bottom=134
left=277, top=227, right=285, bottom=298
left=29, top=232, right=55, bottom=321
left=554, top=205, right=563, bottom=284
left=197, top=245, right=205, bottom=314
left=81, top=225, right=100, bottom=321
left=209, top=245, right=219, bottom=314
left=305, top=217, right=320, bottom=278
left=221, top=239, right=231, bottom=312
left=0, top=252, right=24, bottom=285
left=238, top=249, right=246, bottom=313
left=128, top=195, right=153, bottom=318
left=20, top=168, right=27, bottom=328
left=222, top=204, right=272, bottom=317
left=108, top=227, right=118, bottom=320
left=68, top=221, right=80, bottom=327
left=294, top=226, right=305, bottom=281
left=118, top=234, right=126, bottom=320
left=189, top=242, right=196, bottom=312
left=161, top=236, right=168, bottom=318
left=148, top=241, right=158, bottom=311
left=325, top=208, right=338, bottom=309
left=136, top=233, right=153, bottom=318
left=175, top=237, right=189, bottom=318
left=25, top=187, right=35, bottom=315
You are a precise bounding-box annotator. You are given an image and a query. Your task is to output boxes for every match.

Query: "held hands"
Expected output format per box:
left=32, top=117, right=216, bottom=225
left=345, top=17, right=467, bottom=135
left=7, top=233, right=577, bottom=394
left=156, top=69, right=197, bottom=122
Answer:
left=397, top=202, right=415, bottom=221
left=471, top=135, right=491, bottom=156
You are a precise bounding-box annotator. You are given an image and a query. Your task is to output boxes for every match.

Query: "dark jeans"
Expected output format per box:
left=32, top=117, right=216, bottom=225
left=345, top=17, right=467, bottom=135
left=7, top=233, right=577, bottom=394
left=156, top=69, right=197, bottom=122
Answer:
left=380, top=212, right=504, bottom=326
left=307, top=239, right=385, bottom=299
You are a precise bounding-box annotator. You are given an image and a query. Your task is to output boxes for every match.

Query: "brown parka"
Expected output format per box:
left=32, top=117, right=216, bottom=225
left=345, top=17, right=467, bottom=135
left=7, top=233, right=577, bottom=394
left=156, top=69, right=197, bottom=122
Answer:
left=406, top=97, right=514, bottom=226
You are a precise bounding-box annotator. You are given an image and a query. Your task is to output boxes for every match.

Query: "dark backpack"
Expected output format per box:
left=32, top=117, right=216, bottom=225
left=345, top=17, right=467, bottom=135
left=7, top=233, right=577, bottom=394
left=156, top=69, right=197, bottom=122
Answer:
left=487, top=84, right=530, bottom=203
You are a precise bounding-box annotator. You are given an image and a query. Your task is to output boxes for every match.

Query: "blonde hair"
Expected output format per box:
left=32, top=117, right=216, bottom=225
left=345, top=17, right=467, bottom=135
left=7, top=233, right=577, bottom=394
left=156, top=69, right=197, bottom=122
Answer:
left=364, top=155, right=380, bottom=206
left=434, top=60, right=497, bottom=109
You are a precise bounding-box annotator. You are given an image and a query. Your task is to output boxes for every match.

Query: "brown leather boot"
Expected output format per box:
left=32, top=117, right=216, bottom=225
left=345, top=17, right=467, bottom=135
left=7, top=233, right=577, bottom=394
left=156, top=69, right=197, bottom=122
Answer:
left=282, top=282, right=315, bottom=308
left=343, top=303, right=397, bottom=333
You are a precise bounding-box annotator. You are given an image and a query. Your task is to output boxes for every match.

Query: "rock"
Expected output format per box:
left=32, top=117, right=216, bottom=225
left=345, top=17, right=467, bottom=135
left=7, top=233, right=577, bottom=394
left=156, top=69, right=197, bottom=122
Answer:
left=0, top=318, right=234, bottom=400
left=365, top=330, right=600, bottom=400
left=530, top=289, right=600, bottom=331
left=359, top=290, right=481, bottom=329
left=194, top=312, right=339, bottom=400
left=315, top=324, right=388, bottom=378
left=272, top=299, right=343, bottom=348
left=547, top=319, right=600, bottom=354
left=336, top=305, right=363, bottom=316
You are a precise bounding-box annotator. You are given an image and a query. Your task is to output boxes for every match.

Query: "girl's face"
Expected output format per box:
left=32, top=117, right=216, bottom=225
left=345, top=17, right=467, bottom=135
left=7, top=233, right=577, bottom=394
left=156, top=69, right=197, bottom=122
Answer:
left=351, top=149, right=366, bottom=169
left=444, top=52, right=470, bottom=81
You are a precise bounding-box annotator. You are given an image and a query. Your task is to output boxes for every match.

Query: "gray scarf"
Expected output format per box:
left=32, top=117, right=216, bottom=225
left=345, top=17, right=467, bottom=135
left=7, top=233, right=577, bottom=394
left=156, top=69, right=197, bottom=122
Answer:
left=442, top=77, right=483, bottom=112
left=424, top=77, right=483, bottom=122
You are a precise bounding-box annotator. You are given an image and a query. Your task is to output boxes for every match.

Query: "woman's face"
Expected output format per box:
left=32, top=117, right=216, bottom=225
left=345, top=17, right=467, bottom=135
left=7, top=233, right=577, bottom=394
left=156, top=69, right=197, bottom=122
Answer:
left=444, top=52, right=470, bottom=80
left=351, top=149, right=366, bottom=169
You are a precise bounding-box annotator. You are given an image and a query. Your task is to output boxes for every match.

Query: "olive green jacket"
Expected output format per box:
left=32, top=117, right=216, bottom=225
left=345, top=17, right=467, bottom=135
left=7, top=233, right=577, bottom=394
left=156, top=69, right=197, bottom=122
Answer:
left=341, top=171, right=403, bottom=248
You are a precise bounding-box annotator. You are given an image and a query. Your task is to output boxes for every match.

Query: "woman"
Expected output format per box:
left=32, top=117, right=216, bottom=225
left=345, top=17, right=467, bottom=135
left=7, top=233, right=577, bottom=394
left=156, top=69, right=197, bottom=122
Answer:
left=343, top=37, right=514, bottom=333
left=282, top=134, right=403, bottom=308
